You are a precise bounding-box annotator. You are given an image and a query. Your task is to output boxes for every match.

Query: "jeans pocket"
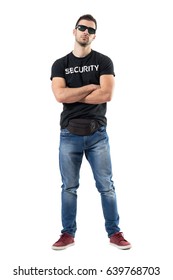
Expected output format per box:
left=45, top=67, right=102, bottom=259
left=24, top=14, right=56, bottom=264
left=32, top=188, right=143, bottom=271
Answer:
left=97, top=126, right=106, bottom=133
left=60, top=128, right=71, bottom=136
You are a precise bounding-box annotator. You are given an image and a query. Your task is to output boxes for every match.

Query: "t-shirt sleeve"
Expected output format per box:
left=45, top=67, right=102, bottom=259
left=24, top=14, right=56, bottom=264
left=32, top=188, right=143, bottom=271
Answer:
left=50, top=58, right=65, bottom=80
left=99, top=55, right=115, bottom=77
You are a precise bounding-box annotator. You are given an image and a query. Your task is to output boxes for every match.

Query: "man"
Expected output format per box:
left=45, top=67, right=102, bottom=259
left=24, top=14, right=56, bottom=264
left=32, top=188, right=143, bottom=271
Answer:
left=50, top=14, right=131, bottom=250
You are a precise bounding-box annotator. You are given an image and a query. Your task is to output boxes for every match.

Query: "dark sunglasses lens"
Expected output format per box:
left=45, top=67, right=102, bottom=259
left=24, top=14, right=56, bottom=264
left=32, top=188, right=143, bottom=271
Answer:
left=88, top=28, right=95, bottom=34
left=77, top=25, right=95, bottom=34
left=78, top=25, right=86, bottom=31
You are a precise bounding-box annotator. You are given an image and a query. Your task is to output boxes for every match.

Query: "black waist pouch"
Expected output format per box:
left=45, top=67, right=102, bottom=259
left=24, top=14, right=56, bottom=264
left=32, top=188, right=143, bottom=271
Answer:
left=67, top=119, right=100, bottom=136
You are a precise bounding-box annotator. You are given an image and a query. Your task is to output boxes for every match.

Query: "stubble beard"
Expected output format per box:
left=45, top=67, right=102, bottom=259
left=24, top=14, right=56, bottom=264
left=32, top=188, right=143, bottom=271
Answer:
left=76, top=37, right=91, bottom=47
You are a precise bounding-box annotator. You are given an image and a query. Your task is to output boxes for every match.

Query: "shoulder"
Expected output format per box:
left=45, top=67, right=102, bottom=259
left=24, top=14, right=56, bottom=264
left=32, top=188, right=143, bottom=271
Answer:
left=92, top=50, right=113, bottom=62
left=91, top=50, right=115, bottom=76
left=50, top=52, right=72, bottom=80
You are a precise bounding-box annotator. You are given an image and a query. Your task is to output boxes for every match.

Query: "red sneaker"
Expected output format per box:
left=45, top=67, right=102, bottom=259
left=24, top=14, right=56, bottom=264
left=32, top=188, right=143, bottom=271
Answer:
left=110, top=232, right=131, bottom=250
left=52, top=232, right=75, bottom=250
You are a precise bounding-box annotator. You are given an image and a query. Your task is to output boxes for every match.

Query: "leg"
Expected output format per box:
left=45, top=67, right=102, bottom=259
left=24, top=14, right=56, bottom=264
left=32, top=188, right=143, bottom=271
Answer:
left=85, top=126, right=120, bottom=237
left=59, top=129, right=84, bottom=236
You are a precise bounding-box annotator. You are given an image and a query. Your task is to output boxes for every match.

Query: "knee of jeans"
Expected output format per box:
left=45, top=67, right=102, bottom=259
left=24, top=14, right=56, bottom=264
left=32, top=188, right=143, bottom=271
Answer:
left=101, top=189, right=115, bottom=197
left=62, top=184, right=79, bottom=194
left=96, top=184, right=115, bottom=196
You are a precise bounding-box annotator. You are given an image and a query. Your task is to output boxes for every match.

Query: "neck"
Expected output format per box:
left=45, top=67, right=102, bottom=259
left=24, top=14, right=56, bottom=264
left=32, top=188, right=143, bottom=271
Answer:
left=73, top=43, right=92, bottom=58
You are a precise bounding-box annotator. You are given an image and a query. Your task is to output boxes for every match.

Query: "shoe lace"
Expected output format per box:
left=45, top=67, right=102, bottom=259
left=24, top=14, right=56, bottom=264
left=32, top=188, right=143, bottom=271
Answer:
left=59, top=233, right=70, bottom=242
left=115, top=232, right=127, bottom=241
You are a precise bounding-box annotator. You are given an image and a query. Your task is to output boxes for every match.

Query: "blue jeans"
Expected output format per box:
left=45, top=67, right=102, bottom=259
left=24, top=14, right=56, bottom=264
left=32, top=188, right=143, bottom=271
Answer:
left=59, top=126, right=120, bottom=237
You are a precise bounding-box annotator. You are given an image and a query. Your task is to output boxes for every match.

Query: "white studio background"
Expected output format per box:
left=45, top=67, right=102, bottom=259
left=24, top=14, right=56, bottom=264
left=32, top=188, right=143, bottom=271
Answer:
left=0, top=0, right=173, bottom=279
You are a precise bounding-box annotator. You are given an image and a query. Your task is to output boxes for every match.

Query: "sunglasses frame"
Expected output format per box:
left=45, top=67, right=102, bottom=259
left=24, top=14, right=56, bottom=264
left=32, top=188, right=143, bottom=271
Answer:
left=75, top=24, right=96, bottom=35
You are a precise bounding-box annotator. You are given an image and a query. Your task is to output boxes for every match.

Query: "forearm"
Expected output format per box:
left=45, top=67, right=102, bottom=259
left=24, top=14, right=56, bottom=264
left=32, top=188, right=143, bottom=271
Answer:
left=80, top=74, right=115, bottom=104
left=80, top=88, right=113, bottom=104
left=52, top=84, right=99, bottom=103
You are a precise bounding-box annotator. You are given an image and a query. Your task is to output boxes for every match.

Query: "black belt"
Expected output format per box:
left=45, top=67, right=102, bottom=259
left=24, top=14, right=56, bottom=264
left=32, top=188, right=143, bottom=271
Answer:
left=67, top=119, right=100, bottom=136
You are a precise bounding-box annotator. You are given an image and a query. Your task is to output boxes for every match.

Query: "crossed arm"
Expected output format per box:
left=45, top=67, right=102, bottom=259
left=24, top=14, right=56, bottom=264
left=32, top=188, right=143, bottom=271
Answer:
left=51, top=74, right=115, bottom=104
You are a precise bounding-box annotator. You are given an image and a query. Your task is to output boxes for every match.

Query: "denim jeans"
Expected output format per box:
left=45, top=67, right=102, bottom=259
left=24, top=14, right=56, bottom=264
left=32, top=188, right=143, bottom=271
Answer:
left=59, top=126, right=120, bottom=237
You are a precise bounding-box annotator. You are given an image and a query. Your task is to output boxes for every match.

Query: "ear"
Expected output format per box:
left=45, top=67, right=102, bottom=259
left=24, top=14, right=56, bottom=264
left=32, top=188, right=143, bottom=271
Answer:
left=73, top=29, right=76, bottom=36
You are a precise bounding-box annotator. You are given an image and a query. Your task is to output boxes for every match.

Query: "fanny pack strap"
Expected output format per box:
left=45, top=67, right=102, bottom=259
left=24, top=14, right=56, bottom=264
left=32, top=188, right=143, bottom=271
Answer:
left=67, top=119, right=100, bottom=136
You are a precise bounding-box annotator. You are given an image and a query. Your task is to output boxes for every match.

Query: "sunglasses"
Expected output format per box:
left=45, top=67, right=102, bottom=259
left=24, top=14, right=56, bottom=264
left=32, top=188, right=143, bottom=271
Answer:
left=76, top=25, right=96, bottom=35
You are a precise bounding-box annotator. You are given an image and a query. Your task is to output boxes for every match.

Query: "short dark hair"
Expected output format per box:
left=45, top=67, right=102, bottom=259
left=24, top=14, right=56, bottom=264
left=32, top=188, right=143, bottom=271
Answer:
left=75, top=14, right=97, bottom=30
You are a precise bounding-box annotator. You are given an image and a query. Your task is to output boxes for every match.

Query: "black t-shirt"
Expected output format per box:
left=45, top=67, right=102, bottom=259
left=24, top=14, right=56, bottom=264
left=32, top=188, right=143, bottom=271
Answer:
left=50, top=50, right=115, bottom=128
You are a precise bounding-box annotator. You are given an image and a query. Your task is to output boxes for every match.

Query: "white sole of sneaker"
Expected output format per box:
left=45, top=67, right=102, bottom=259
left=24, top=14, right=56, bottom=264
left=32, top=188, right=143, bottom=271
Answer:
left=52, top=242, right=75, bottom=250
left=110, top=243, right=132, bottom=250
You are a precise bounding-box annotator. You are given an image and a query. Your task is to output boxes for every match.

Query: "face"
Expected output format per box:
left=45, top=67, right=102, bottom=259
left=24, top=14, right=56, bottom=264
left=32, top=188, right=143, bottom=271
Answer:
left=73, top=19, right=96, bottom=47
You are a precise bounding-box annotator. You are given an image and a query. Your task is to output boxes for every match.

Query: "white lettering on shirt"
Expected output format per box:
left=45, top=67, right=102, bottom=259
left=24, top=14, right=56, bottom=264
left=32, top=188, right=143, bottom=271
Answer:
left=65, top=65, right=99, bottom=75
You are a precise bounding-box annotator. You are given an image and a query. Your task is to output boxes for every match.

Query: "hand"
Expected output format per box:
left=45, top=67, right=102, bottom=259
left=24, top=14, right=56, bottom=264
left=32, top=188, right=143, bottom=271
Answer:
left=90, top=84, right=100, bottom=92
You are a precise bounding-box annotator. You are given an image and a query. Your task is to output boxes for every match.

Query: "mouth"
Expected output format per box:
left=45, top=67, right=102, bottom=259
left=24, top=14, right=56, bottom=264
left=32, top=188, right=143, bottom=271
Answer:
left=81, top=35, right=89, bottom=40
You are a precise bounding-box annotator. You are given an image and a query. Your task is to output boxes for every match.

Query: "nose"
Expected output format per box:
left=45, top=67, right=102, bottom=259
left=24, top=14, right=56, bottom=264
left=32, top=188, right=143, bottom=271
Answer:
left=83, top=28, right=89, bottom=34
